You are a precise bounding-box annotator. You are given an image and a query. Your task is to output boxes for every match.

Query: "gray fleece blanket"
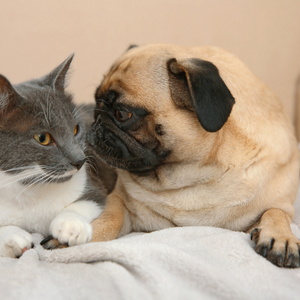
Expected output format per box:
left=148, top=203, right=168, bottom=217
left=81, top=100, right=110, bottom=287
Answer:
left=2, top=189, right=300, bottom=300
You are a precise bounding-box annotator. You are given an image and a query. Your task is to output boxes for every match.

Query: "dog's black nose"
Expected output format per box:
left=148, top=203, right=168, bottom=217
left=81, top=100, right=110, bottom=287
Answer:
left=72, top=159, right=86, bottom=170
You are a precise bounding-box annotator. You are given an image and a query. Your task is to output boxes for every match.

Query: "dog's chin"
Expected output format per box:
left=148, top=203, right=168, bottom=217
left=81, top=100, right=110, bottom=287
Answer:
left=90, top=143, right=159, bottom=176
left=107, top=156, right=158, bottom=176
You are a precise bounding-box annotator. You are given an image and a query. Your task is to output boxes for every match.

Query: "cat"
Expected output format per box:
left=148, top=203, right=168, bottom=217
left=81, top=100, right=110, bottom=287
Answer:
left=0, top=54, right=116, bottom=258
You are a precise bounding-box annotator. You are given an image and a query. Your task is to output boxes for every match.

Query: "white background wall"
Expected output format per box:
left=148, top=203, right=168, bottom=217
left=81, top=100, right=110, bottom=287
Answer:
left=1, top=0, right=300, bottom=124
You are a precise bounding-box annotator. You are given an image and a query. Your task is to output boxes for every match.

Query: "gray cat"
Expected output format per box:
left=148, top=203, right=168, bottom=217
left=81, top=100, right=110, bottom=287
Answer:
left=0, top=54, right=116, bottom=258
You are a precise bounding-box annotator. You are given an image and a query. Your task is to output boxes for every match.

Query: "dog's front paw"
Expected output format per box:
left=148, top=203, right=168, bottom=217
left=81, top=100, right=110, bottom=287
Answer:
left=50, top=213, right=92, bottom=247
left=251, top=227, right=300, bottom=268
left=0, top=226, right=33, bottom=258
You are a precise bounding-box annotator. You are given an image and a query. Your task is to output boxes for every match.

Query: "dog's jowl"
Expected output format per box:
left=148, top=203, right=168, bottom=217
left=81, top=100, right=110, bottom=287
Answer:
left=88, top=44, right=300, bottom=268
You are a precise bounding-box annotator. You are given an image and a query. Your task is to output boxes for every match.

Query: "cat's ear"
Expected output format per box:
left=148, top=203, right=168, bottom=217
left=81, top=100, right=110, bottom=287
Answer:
left=45, top=53, right=74, bottom=93
left=0, top=75, right=21, bottom=116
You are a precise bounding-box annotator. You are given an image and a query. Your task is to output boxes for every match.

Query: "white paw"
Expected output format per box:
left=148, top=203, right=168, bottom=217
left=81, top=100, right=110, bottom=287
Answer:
left=50, top=212, right=92, bottom=246
left=0, top=226, right=33, bottom=258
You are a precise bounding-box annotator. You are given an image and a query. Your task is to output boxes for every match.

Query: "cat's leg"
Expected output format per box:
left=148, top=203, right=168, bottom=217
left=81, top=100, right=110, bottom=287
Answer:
left=0, top=226, right=33, bottom=258
left=42, top=192, right=131, bottom=249
left=49, top=200, right=102, bottom=247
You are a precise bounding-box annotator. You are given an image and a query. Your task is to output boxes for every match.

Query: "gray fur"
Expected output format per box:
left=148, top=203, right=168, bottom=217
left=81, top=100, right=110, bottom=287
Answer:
left=0, top=55, right=85, bottom=182
left=0, top=55, right=116, bottom=205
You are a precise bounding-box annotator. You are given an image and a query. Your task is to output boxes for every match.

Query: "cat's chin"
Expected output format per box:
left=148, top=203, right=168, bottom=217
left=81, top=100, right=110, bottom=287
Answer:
left=48, top=169, right=79, bottom=184
left=53, top=169, right=78, bottom=179
left=49, top=175, right=74, bottom=184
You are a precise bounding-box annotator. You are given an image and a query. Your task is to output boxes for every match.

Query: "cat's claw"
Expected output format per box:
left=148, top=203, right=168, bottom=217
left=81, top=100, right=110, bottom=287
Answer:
left=50, top=213, right=92, bottom=247
left=0, top=227, right=33, bottom=258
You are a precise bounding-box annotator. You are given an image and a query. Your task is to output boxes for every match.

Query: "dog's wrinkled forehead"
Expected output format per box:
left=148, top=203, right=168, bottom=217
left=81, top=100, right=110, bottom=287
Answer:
left=95, top=50, right=170, bottom=108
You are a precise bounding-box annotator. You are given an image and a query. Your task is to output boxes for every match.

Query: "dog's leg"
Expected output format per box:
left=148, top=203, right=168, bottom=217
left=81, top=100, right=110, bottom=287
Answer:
left=248, top=208, right=300, bottom=268
left=91, top=193, right=127, bottom=242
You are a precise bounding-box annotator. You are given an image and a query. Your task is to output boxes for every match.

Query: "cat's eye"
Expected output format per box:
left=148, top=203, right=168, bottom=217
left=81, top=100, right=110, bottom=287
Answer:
left=74, top=125, right=79, bottom=136
left=115, top=110, right=133, bottom=122
left=34, top=133, right=51, bottom=146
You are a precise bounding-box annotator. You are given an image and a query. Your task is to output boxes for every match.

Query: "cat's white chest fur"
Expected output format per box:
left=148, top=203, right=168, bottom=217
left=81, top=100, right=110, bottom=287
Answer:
left=0, top=165, right=87, bottom=236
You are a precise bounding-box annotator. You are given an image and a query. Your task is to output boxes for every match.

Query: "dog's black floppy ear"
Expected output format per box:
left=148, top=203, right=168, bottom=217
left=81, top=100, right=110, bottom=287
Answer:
left=167, top=58, right=235, bottom=132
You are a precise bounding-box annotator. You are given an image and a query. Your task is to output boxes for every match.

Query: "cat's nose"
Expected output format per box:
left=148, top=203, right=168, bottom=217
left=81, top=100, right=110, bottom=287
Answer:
left=71, top=158, right=86, bottom=170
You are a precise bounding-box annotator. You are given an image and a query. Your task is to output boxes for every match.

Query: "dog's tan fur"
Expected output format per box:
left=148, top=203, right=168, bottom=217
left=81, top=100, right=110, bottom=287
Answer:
left=92, top=44, right=300, bottom=267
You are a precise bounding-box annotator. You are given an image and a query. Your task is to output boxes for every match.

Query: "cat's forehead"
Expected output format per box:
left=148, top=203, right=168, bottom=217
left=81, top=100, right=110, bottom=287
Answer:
left=8, top=84, right=79, bottom=133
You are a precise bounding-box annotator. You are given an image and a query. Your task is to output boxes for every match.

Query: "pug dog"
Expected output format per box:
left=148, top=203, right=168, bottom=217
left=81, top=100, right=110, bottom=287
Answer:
left=87, top=44, right=300, bottom=268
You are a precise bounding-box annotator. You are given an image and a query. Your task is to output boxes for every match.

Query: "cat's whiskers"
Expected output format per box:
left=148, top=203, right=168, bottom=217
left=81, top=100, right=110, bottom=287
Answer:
left=47, top=172, right=65, bottom=185
left=1, top=166, right=36, bottom=173
left=86, top=155, right=97, bottom=168
left=85, top=156, right=99, bottom=176
left=0, top=165, right=56, bottom=189
left=31, top=170, right=58, bottom=192
left=38, top=99, right=50, bottom=125
left=72, top=103, right=92, bottom=119
left=1, top=165, right=54, bottom=173
left=47, top=170, right=75, bottom=181
left=48, top=100, right=54, bottom=123
left=0, top=166, right=55, bottom=187
left=0, top=169, right=45, bottom=190
left=46, top=86, right=52, bottom=124
left=16, top=170, right=58, bottom=199
left=15, top=173, right=50, bottom=199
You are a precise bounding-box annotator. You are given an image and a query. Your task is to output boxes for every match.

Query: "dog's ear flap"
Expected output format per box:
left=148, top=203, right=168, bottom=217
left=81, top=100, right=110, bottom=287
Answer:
left=167, top=58, right=235, bottom=132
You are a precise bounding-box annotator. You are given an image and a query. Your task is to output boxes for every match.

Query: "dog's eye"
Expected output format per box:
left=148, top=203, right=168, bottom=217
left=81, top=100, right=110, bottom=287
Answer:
left=116, top=110, right=133, bottom=122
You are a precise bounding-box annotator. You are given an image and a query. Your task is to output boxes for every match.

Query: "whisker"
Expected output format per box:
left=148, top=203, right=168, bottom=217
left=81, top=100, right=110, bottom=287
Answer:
left=32, top=175, right=57, bottom=193
left=46, top=170, right=70, bottom=184
left=38, top=100, right=50, bottom=125
left=85, top=155, right=99, bottom=169
left=46, top=87, right=51, bottom=124
left=30, top=170, right=57, bottom=192
left=1, top=166, right=36, bottom=173
left=73, top=103, right=94, bottom=119
left=1, top=165, right=54, bottom=173
left=85, top=161, right=98, bottom=176
left=0, top=170, right=44, bottom=189
left=15, top=173, right=50, bottom=199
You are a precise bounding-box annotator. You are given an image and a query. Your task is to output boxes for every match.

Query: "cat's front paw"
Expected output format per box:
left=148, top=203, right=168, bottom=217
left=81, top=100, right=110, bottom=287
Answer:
left=0, top=226, right=33, bottom=258
left=50, top=213, right=92, bottom=246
